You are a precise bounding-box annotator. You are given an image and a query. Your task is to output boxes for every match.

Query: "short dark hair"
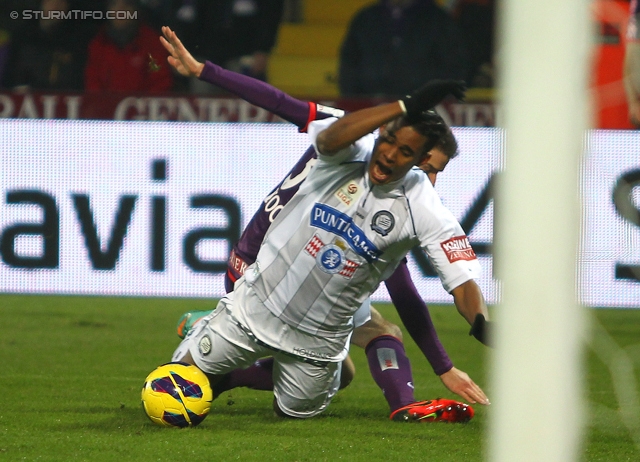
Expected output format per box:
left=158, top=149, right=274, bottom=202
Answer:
left=389, top=110, right=458, bottom=159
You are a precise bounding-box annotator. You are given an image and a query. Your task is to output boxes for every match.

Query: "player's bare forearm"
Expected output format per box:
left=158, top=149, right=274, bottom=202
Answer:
left=439, top=367, right=490, bottom=405
left=315, top=102, right=404, bottom=155
left=451, top=279, right=489, bottom=325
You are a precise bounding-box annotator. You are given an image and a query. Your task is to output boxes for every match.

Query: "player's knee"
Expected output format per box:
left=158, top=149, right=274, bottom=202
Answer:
left=367, top=318, right=403, bottom=342
left=352, top=314, right=404, bottom=349
left=365, top=308, right=404, bottom=342
left=273, top=397, right=323, bottom=419
left=385, top=322, right=403, bottom=341
left=173, top=351, right=226, bottom=389
left=273, top=398, right=296, bottom=418
left=175, top=350, right=196, bottom=366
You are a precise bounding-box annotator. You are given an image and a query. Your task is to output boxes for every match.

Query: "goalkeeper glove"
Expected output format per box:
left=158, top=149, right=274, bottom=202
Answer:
left=399, top=80, right=466, bottom=120
left=469, top=313, right=492, bottom=347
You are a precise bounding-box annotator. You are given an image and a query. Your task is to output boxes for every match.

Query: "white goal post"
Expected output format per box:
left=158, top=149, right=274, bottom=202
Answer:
left=489, top=0, right=590, bottom=460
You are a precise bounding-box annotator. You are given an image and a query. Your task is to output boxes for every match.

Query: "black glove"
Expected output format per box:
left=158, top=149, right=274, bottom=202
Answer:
left=400, top=80, right=466, bottom=120
left=469, top=313, right=492, bottom=347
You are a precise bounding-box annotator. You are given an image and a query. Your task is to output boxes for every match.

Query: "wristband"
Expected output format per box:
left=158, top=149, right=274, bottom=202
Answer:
left=469, top=313, right=492, bottom=347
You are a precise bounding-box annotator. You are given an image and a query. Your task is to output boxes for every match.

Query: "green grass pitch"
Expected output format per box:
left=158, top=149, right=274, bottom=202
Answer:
left=1, top=294, right=639, bottom=461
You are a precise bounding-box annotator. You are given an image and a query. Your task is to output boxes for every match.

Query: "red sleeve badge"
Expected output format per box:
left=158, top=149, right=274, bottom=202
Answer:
left=440, top=236, right=477, bottom=263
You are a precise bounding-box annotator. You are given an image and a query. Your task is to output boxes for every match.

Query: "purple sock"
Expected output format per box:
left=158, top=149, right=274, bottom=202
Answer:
left=365, top=335, right=416, bottom=413
left=213, top=358, right=274, bottom=395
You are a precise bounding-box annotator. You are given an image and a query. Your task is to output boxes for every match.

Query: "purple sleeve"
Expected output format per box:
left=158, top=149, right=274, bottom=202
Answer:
left=199, top=61, right=312, bottom=129
left=384, top=260, right=454, bottom=376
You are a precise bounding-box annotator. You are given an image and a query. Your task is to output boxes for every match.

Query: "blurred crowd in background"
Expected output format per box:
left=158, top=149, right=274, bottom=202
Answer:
left=0, top=0, right=637, bottom=129
left=0, top=0, right=494, bottom=96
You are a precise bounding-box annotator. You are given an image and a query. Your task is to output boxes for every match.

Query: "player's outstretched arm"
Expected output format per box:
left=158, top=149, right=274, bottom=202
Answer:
left=160, top=26, right=315, bottom=130
left=316, top=102, right=405, bottom=155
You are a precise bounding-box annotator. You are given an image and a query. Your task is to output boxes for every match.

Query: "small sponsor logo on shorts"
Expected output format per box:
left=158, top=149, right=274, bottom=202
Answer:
left=440, top=235, right=477, bottom=263
left=371, top=210, right=395, bottom=236
left=292, top=347, right=332, bottom=360
left=199, top=335, right=212, bottom=356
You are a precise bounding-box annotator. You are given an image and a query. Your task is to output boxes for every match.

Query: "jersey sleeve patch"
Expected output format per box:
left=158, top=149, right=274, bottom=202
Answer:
left=440, top=236, right=477, bottom=263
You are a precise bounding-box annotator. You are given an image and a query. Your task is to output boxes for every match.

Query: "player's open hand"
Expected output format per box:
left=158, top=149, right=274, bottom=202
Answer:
left=160, top=26, right=204, bottom=78
left=439, top=366, right=490, bottom=405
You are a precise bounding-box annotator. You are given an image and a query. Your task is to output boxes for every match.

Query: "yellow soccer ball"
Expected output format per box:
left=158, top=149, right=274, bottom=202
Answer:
left=141, top=362, right=213, bottom=427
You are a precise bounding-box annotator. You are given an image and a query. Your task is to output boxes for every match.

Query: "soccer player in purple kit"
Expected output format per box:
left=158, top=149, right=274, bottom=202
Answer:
left=160, top=26, right=490, bottom=422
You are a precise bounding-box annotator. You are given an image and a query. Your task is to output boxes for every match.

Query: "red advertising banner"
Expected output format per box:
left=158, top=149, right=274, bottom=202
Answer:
left=0, top=91, right=497, bottom=127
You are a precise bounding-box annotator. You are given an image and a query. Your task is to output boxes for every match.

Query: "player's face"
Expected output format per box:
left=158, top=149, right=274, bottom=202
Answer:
left=419, top=147, right=450, bottom=186
left=369, top=125, right=429, bottom=185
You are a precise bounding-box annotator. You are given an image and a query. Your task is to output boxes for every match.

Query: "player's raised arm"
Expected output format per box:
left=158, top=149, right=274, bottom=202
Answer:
left=315, top=80, right=466, bottom=155
left=315, top=103, right=404, bottom=155
left=160, top=26, right=330, bottom=131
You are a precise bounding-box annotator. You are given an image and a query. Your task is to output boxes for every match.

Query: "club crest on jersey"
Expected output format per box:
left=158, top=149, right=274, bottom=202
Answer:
left=440, top=235, right=477, bottom=263
left=371, top=211, right=395, bottom=236
left=316, top=244, right=346, bottom=274
left=334, top=180, right=362, bottom=206
left=305, top=235, right=359, bottom=278
left=310, top=203, right=381, bottom=263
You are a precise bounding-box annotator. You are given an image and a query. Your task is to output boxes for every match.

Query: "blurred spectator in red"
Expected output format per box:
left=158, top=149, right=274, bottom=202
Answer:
left=85, top=0, right=173, bottom=93
left=592, top=0, right=633, bottom=129
left=452, top=0, right=495, bottom=88
left=624, top=0, right=640, bottom=126
left=2, top=0, right=91, bottom=91
left=338, top=0, right=470, bottom=97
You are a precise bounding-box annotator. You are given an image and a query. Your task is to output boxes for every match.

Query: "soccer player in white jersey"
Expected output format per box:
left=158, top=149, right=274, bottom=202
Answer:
left=169, top=73, right=490, bottom=419
left=160, top=26, right=489, bottom=422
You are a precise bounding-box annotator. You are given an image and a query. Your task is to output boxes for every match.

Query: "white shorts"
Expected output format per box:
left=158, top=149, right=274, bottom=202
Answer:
left=353, top=298, right=371, bottom=328
left=171, top=297, right=342, bottom=419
